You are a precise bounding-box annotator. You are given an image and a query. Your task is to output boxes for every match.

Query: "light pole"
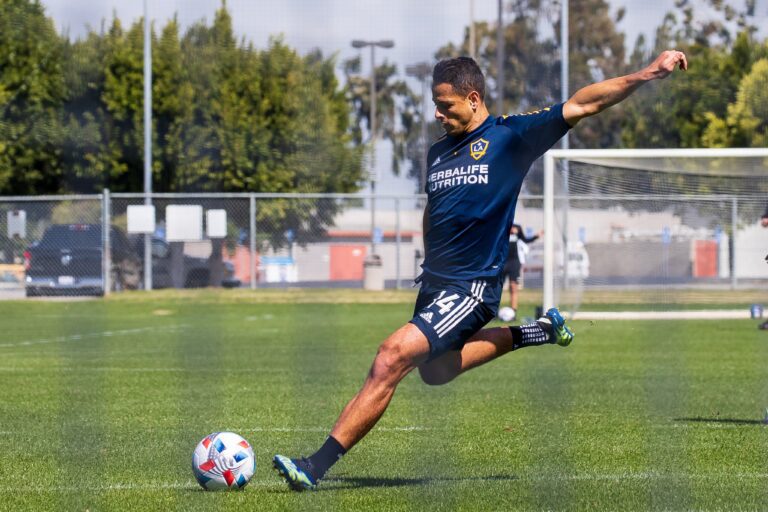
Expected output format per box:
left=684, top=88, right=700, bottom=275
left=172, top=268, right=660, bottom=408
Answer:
left=469, top=0, right=476, bottom=59
left=143, top=0, right=153, bottom=291
left=405, top=62, right=431, bottom=194
left=496, top=0, right=505, bottom=116
left=351, top=39, right=394, bottom=255
left=560, top=0, right=571, bottom=288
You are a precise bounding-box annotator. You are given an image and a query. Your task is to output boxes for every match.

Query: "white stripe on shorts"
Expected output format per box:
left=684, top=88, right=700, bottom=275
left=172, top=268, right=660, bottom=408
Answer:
left=437, top=280, right=486, bottom=337
left=435, top=280, right=487, bottom=338
left=436, top=281, right=484, bottom=338
left=433, top=281, right=478, bottom=333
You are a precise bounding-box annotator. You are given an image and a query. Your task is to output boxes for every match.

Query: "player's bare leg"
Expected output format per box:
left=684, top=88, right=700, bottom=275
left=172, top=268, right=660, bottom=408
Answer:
left=274, top=323, right=430, bottom=490
left=509, top=281, right=520, bottom=310
left=419, top=327, right=512, bottom=386
left=329, top=323, right=430, bottom=448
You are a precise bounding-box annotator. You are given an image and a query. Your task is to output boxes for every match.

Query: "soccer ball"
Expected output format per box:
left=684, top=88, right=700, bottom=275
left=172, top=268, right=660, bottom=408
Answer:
left=192, top=432, right=255, bottom=490
left=498, top=307, right=516, bottom=322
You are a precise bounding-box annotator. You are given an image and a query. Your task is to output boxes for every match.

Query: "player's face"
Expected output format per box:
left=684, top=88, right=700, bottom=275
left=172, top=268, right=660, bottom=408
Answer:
left=432, top=83, right=476, bottom=137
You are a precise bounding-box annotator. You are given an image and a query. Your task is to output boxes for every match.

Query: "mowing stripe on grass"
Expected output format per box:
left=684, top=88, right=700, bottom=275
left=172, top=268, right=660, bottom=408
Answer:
left=242, top=426, right=434, bottom=432
left=0, top=480, right=284, bottom=493
left=3, top=470, right=767, bottom=494
left=0, top=366, right=284, bottom=373
left=0, top=324, right=188, bottom=348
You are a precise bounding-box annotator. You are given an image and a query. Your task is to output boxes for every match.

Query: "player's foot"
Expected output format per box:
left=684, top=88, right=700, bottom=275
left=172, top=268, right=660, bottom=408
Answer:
left=273, top=454, right=318, bottom=491
left=538, top=307, right=574, bottom=347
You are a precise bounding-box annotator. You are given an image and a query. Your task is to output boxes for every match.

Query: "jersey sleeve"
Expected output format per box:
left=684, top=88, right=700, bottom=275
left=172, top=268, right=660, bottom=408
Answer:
left=501, top=103, right=571, bottom=160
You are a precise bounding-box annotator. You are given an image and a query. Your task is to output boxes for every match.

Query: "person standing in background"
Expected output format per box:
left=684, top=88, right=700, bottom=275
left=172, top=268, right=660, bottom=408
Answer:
left=503, top=224, right=542, bottom=320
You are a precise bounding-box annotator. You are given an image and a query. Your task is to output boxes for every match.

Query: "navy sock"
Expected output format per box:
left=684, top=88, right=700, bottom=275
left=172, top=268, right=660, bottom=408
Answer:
left=509, top=320, right=553, bottom=351
left=306, top=435, right=347, bottom=480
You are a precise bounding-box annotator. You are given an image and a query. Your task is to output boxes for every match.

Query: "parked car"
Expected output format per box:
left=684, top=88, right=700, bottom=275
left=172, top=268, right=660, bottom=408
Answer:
left=25, top=224, right=142, bottom=296
left=25, top=224, right=240, bottom=296
left=143, top=237, right=240, bottom=289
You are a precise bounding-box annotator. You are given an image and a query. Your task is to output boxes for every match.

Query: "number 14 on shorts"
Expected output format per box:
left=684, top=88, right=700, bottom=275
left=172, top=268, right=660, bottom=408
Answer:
left=428, top=291, right=461, bottom=315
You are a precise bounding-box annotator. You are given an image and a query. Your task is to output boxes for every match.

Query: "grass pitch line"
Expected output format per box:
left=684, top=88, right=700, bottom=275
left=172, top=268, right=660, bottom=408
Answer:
left=0, top=324, right=188, bottom=349
left=535, top=471, right=768, bottom=482
left=571, top=309, right=751, bottom=320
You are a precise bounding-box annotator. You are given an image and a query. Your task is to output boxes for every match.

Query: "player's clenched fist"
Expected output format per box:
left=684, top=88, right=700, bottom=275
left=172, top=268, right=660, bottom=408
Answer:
left=645, top=50, right=688, bottom=80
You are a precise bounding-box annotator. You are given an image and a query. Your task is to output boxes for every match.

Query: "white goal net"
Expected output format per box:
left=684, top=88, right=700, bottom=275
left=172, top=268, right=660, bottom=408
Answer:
left=541, top=148, right=768, bottom=319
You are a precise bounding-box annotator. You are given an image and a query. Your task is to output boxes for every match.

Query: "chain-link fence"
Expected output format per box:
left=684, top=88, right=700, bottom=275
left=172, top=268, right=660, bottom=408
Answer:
left=1, top=190, right=765, bottom=300
left=0, top=192, right=428, bottom=298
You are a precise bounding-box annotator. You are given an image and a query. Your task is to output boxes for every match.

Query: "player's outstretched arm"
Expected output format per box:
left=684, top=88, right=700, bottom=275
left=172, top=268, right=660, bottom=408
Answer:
left=563, top=50, right=688, bottom=126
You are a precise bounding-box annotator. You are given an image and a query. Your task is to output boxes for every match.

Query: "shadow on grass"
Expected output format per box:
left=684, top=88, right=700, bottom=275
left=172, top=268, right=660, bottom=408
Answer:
left=320, top=473, right=518, bottom=491
left=261, top=473, right=519, bottom=494
left=674, top=416, right=767, bottom=426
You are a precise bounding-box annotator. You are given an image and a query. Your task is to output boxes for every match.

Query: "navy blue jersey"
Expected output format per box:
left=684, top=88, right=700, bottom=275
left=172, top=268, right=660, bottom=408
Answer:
left=421, top=103, right=570, bottom=281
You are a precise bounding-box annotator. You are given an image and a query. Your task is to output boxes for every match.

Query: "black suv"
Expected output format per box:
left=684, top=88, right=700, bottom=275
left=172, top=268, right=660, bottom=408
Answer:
left=25, top=224, right=240, bottom=296
left=25, top=224, right=142, bottom=296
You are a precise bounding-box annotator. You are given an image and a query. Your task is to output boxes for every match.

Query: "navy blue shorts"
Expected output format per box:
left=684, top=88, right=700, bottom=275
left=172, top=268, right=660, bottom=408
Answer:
left=409, top=276, right=502, bottom=361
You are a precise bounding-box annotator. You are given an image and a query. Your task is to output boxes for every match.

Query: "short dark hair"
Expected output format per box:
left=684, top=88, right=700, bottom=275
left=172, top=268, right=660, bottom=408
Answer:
left=432, top=57, right=485, bottom=100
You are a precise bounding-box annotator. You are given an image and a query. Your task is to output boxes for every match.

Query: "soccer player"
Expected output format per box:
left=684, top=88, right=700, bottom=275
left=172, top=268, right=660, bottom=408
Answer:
left=274, top=49, right=688, bottom=490
left=503, top=224, right=543, bottom=319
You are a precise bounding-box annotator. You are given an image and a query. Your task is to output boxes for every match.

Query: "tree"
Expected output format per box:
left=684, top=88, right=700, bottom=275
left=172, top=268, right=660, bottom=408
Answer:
left=702, top=57, right=768, bottom=148
left=726, top=57, right=768, bottom=146
left=0, top=0, right=67, bottom=194
left=621, top=30, right=766, bottom=149
left=153, top=16, right=195, bottom=193
left=58, top=17, right=148, bottom=193
left=343, top=55, right=419, bottom=179
left=155, top=6, right=363, bottom=247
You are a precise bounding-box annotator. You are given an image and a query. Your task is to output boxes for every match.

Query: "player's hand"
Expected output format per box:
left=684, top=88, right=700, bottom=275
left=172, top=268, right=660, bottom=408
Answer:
left=646, top=50, right=688, bottom=80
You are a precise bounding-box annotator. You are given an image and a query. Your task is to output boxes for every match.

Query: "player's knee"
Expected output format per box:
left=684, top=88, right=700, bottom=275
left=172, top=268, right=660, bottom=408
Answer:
left=372, top=339, right=411, bottom=380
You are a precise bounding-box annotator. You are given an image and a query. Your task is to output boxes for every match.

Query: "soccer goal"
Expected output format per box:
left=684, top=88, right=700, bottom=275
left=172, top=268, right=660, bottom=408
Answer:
left=541, top=148, right=768, bottom=320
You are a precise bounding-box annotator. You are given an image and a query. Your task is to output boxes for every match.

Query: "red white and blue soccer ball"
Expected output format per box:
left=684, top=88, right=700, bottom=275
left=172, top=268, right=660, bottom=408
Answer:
left=192, top=432, right=255, bottom=490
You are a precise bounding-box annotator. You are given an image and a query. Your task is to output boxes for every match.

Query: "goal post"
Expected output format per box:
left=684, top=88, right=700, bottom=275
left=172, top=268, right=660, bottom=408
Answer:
left=542, top=147, right=768, bottom=317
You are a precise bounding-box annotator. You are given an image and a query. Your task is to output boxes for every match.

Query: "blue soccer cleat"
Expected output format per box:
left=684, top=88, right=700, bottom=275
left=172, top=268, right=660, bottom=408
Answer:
left=273, top=455, right=318, bottom=491
left=540, top=307, right=574, bottom=347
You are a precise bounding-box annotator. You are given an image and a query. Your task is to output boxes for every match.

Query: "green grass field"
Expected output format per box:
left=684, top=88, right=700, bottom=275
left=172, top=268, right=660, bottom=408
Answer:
left=1, top=290, right=767, bottom=511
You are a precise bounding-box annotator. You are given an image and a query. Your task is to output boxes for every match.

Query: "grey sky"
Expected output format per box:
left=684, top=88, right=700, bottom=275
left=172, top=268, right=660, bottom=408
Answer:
left=41, top=0, right=686, bottom=75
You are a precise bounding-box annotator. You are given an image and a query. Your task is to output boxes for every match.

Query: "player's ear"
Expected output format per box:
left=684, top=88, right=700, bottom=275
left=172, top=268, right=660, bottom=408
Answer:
left=467, top=91, right=481, bottom=110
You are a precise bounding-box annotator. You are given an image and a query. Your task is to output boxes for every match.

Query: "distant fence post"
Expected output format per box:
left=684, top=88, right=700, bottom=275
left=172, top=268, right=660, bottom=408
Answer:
left=731, top=197, right=738, bottom=289
left=395, top=197, right=401, bottom=290
left=250, top=193, right=257, bottom=290
left=102, top=189, right=111, bottom=295
left=144, top=191, right=153, bottom=292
